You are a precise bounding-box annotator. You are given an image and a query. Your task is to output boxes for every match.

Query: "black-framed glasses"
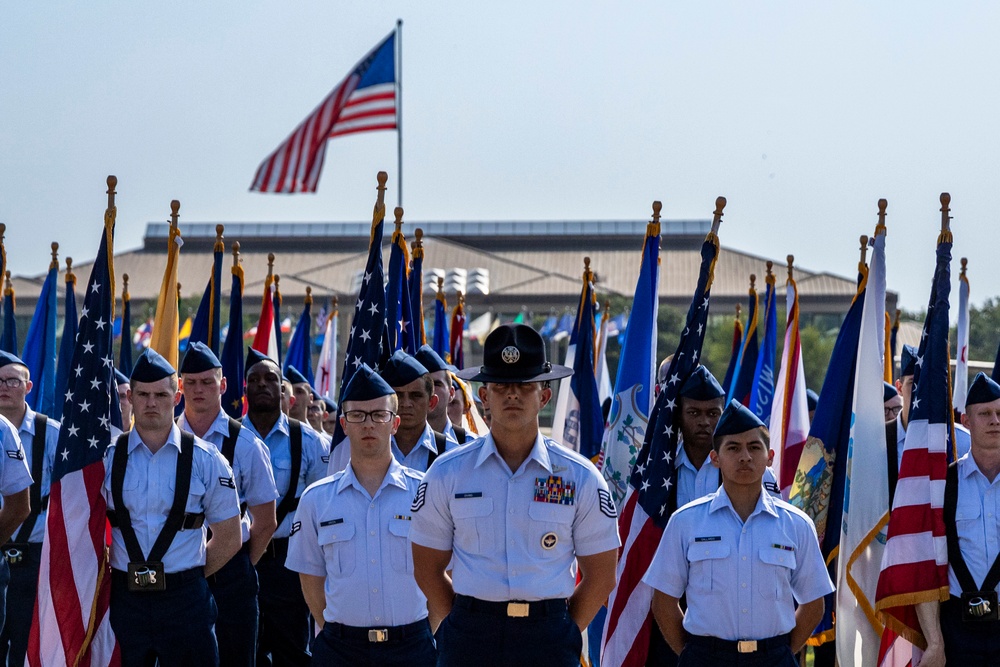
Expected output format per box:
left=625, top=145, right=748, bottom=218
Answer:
left=343, top=410, right=396, bottom=424
left=0, top=378, right=25, bottom=389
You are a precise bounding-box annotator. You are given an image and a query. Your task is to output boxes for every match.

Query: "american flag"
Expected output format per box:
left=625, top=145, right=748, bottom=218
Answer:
left=28, top=177, right=120, bottom=667
left=250, top=31, right=397, bottom=194
left=330, top=174, right=391, bottom=448
left=602, top=203, right=722, bottom=667
left=875, top=203, right=954, bottom=649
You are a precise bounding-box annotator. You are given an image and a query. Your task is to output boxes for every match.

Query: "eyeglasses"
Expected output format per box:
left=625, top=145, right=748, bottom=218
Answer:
left=0, top=378, right=25, bottom=389
left=343, top=410, right=396, bottom=424
left=885, top=406, right=902, bottom=420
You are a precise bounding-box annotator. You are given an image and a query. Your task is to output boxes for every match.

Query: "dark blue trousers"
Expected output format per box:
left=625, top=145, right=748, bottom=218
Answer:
left=942, top=596, right=1000, bottom=665
left=678, top=637, right=797, bottom=667
left=435, top=599, right=582, bottom=667
left=0, top=543, right=40, bottom=666
left=208, top=544, right=258, bottom=667
left=256, top=539, right=310, bottom=667
left=310, top=620, right=436, bottom=667
left=110, top=568, right=218, bottom=667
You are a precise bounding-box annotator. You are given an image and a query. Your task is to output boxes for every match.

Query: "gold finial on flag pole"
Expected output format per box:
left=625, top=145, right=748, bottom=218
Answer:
left=232, top=243, right=241, bottom=267
left=394, top=206, right=404, bottom=233
left=122, top=273, right=129, bottom=301
left=305, top=286, right=313, bottom=306
left=960, top=257, right=968, bottom=278
left=711, top=197, right=726, bottom=235
left=267, top=253, right=275, bottom=280
left=215, top=224, right=225, bottom=252
left=436, top=276, right=444, bottom=296
left=170, top=200, right=180, bottom=229
left=940, top=193, right=951, bottom=232
left=66, top=257, right=76, bottom=287
left=735, top=302, right=741, bottom=320
left=786, top=255, right=795, bottom=282
left=749, top=274, right=756, bottom=291
left=50, top=242, right=59, bottom=270
left=877, top=198, right=888, bottom=229
left=860, top=235, right=869, bottom=266
left=273, top=275, right=280, bottom=293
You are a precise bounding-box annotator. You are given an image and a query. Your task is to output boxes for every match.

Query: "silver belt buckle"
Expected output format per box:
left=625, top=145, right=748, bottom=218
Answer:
left=737, top=640, right=758, bottom=653
left=507, top=602, right=530, bottom=618
left=367, top=628, right=389, bottom=643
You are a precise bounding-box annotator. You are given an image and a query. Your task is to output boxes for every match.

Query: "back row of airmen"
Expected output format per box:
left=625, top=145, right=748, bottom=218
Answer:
left=0, top=322, right=996, bottom=666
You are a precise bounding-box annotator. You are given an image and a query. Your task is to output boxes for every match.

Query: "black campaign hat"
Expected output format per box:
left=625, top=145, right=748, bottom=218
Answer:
left=456, top=324, right=572, bottom=383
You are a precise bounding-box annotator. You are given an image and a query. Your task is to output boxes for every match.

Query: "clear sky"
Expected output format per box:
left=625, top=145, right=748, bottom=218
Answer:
left=2, top=2, right=997, bottom=312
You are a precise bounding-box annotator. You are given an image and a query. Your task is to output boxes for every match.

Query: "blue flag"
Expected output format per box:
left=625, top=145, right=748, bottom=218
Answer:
left=720, top=306, right=743, bottom=394
left=432, top=291, right=449, bottom=362
left=23, top=261, right=59, bottom=416
left=2, top=284, right=16, bottom=355
left=599, top=215, right=660, bottom=505
left=220, top=253, right=246, bottom=419
left=53, top=268, right=79, bottom=421
left=728, top=280, right=759, bottom=405
left=284, top=292, right=314, bottom=386
left=189, top=232, right=225, bottom=355
left=118, top=278, right=133, bottom=377
left=386, top=223, right=417, bottom=353
left=564, top=269, right=603, bottom=462
left=408, top=233, right=426, bottom=347
left=750, top=268, right=778, bottom=425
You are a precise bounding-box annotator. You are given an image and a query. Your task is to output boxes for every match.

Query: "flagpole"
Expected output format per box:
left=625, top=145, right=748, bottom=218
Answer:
left=396, top=18, right=403, bottom=206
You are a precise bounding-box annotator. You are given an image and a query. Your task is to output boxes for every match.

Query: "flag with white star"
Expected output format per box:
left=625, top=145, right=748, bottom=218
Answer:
left=29, top=179, right=118, bottom=665
left=386, top=221, right=416, bottom=354
left=330, top=190, right=390, bottom=449
left=603, top=220, right=721, bottom=667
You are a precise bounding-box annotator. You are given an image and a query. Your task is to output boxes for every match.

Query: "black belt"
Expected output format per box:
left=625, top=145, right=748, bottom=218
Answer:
left=687, top=633, right=791, bottom=654
left=106, top=510, right=205, bottom=530
left=261, top=537, right=289, bottom=561
left=453, top=594, right=567, bottom=618
left=325, top=619, right=429, bottom=643
left=112, top=566, right=204, bottom=588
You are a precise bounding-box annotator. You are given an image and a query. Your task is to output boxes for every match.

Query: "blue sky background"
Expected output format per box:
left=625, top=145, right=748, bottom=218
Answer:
left=2, top=2, right=997, bottom=311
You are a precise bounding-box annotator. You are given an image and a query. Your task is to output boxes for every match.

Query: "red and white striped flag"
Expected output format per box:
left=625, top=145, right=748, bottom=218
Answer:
left=875, top=203, right=954, bottom=651
left=250, top=30, right=397, bottom=193
left=767, top=260, right=810, bottom=499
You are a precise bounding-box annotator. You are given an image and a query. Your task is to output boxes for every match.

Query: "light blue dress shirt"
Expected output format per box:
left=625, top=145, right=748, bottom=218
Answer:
left=675, top=441, right=781, bottom=507
left=328, top=423, right=454, bottom=475
left=643, top=486, right=834, bottom=641
left=0, top=414, right=33, bottom=499
left=103, top=425, right=240, bottom=573
left=410, top=433, right=621, bottom=602
left=178, top=410, right=278, bottom=544
left=13, top=406, right=59, bottom=543
left=242, top=413, right=329, bottom=538
left=442, top=419, right=473, bottom=445
left=286, top=457, right=427, bottom=627
left=949, top=452, right=1000, bottom=596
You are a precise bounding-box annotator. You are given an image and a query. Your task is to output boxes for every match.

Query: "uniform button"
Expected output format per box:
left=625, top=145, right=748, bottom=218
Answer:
left=375, top=616, right=381, bottom=621
left=742, top=556, right=747, bottom=561
left=373, top=588, right=378, bottom=593
left=509, top=509, right=515, bottom=515
left=741, top=583, right=746, bottom=588
left=742, top=609, right=748, bottom=614
left=370, top=503, right=375, bottom=508
left=510, top=540, right=515, bottom=545
left=371, top=559, right=376, bottom=564
left=370, top=531, right=376, bottom=536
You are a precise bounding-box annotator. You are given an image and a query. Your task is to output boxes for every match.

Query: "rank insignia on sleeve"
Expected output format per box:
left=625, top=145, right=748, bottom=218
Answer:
left=534, top=476, right=576, bottom=505
left=411, top=482, right=427, bottom=512
left=290, top=521, right=301, bottom=536
left=6, top=450, right=23, bottom=460
left=321, top=455, right=330, bottom=464
left=763, top=481, right=779, bottom=494
left=219, top=477, right=236, bottom=489
left=598, top=489, right=617, bottom=518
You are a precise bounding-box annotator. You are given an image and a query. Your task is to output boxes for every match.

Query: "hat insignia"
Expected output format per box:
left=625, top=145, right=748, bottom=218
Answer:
left=501, top=346, right=520, bottom=364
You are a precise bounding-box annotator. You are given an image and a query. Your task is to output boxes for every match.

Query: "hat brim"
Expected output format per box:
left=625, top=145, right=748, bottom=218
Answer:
left=455, top=364, right=573, bottom=384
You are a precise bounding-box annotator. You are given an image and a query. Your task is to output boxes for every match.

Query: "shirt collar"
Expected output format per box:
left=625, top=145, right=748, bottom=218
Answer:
left=708, top=484, right=779, bottom=519
left=128, top=423, right=182, bottom=453
left=18, top=405, right=36, bottom=434
left=336, top=456, right=410, bottom=496
left=674, top=441, right=698, bottom=472
left=242, top=412, right=289, bottom=440
left=474, top=432, right=552, bottom=473
left=178, top=409, right=230, bottom=439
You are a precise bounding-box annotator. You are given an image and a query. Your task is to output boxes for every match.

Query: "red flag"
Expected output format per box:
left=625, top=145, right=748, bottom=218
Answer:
left=253, top=273, right=278, bottom=361
left=449, top=295, right=465, bottom=370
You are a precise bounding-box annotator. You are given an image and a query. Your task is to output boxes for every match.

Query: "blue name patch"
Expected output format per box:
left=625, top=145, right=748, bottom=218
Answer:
left=320, top=518, right=344, bottom=527
left=454, top=492, right=482, bottom=499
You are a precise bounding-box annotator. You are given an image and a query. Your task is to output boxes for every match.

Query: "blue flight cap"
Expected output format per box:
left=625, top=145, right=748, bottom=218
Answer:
left=310, top=388, right=320, bottom=401
left=130, top=348, right=175, bottom=384
left=900, top=345, right=918, bottom=377
left=114, top=369, right=130, bottom=386
left=0, top=350, right=27, bottom=370
left=679, top=366, right=725, bottom=401
left=380, top=350, right=430, bottom=388
left=884, top=381, right=899, bottom=402
left=714, top=399, right=766, bottom=438
left=806, top=389, right=819, bottom=412
left=180, top=341, right=222, bottom=374
left=245, top=348, right=277, bottom=373
left=966, top=372, right=1000, bottom=407
left=342, top=364, right=395, bottom=403
left=414, top=345, right=450, bottom=373
left=284, top=365, right=309, bottom=386
left=321, top=397, right=337, bottom=414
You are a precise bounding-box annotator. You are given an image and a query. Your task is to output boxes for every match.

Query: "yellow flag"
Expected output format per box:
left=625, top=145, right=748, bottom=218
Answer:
left=150, top=208, right=182, bottom=369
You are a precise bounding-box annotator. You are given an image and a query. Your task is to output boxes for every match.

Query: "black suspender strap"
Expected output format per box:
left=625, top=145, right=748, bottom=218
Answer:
left=275, top=419, right=303, bottom=527
left=452, top=425, right=467, bottom=443
left=886, top=420, right=900, bottom=506
left=220, top=417, right=242, bottom=467
left=427, top=431, right=448, bottom=468
left=14, top=414, right=48, bottom=543
left=110, top=431, right=197, bottom=564
left=944, top=462, right=1000, bottom=593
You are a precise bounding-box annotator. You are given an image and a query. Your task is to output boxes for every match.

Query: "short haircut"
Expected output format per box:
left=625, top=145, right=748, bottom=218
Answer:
left=344, top=393, right=399, bottom=414
left=712, top=426, right=770, bottom=452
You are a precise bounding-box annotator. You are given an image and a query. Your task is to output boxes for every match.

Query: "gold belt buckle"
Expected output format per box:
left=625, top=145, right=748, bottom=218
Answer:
left=507, top=602, right=530, bottom=618
left=737, top=640, right=758, bottom=653
left=367, top=629, right=389, bottom=643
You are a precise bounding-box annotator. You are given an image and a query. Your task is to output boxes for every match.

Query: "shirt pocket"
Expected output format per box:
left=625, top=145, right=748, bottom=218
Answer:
left=451, top=497, right=494, bottom=555
left=686, top=541, right=730, bottom=595
left=527, top=502, right=575, bottom=558
left=271, top=455, right=293, bottom=499
left=388, top=518, right=413, bottom=573
left=955, top=499, right=983, bottom=553
left=757, top=546, right=797, bottom=600
left=318, top=522, right=356, bottom=577
left=165, top=473, right=207, bottom=515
